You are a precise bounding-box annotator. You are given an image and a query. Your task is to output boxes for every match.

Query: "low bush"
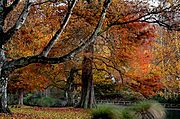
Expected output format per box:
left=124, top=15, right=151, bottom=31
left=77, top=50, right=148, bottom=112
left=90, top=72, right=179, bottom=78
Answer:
left=24, top=94, right=67, bottom=107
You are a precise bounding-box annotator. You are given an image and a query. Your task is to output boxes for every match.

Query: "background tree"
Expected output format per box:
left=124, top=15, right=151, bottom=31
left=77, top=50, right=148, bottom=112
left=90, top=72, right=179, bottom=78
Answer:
left=152, top=28, right=179, bottom=99
left=8, top=64, right=48, bottom=105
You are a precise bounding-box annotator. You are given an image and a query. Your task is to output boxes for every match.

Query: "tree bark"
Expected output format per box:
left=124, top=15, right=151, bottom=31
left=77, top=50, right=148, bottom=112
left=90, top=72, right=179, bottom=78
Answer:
left=0, top=48, right=11, bottom=113
left=0, top=78, right=10, bottom=113
left=18, top=91, right=24, bottom=105
left=0, top=0, right=10, bottom=113
left=78, top=44, right=95, bottom=108
left=65, top=67, right=77, bottom=106
left=66, top=90, right=74, bottom=106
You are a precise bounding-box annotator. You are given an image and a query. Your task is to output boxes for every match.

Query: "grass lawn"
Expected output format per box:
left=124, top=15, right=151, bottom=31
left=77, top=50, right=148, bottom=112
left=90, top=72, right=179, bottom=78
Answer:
left=0, top=106, right=91, bottom=119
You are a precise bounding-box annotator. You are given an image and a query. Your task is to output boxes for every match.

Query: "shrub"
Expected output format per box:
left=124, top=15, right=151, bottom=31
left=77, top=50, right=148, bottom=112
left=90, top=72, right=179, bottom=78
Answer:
left=91, top=104, right=122, bottom=119
left=24, top=94, right=67, bottom=107
left=36, top=97, right=56, bottom=107
left=24, top=93, right=35, bottom=106
left=120, top=109, right=137, bottom=119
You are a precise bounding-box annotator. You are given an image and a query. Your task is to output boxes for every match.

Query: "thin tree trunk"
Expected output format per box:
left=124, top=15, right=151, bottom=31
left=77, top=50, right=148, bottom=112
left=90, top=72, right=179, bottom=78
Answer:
left=66, top=90, right=74, bottom=106
left=44, top=88, right=50, bottom=97
left=18, top=91, right=24, bottom=105
left=66, top=67, right=77, bottom=107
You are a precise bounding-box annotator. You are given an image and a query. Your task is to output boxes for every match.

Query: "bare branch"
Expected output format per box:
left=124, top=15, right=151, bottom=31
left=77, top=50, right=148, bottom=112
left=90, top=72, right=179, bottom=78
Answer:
left=40, top=0, right=77, bottom=57
left=141, top=19, right=180, bottom=31
left=100, top=3, right=180, bottom=34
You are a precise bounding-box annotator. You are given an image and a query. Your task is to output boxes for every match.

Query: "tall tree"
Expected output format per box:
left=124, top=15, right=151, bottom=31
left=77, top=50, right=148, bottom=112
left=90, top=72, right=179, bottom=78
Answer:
left=78, top=44, right=95, bottom=108
left=78, top=0, right=97, bottom=109
left=8, top=64, right=48, bottom=105
left=0, top=0, right=111, bottom=113
left=152, top=28, right=179, bottom=99
left=76, top=0, right=179, bottom=107
left=0, top=0, right=178, bottom=113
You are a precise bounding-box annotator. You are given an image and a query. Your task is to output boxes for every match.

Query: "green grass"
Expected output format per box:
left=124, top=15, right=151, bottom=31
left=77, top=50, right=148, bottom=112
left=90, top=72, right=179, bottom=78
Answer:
left=130, top=100, right=166, bottom=119
left=91, top=104, right=122, bottom=119
left=91, top=100, right=166, bottom=119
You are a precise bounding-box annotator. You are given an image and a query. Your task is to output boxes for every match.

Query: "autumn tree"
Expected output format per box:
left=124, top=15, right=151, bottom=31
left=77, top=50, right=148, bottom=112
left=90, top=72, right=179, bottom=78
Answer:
left=6, top=2, right=63, bottom=105
left=152, top=28, right=179, bottom=99
left=0, top=0, right=179, bottom=113
left=0, top=0, right=111, bottom=113
left=70, top=0, right=179, bottom=108
left=87, top=0, right=179, bottom=99
left=93, top=20, right=162, bottom=98
left=8, top=64, right=48, bottom=105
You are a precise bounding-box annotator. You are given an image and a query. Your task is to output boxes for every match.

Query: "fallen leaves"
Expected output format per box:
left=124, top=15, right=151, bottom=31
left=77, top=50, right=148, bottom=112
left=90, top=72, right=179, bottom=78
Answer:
left=0, top=107, right=91, bottom=119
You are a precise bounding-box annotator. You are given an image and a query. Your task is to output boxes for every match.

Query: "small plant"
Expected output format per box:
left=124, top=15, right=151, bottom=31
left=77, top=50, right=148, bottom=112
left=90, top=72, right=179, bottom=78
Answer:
left=120, top=109, right=137, bottom=119
left=91, top=104, right=122, bottom=119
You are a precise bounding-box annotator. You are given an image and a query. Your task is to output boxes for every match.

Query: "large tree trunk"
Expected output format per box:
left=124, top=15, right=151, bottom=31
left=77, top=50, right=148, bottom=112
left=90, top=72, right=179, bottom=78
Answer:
left=0, top=48, right=11, bottom=113
left=0, top=1, right=10, bottom=113
left=78, top=44, right=95, bottom=108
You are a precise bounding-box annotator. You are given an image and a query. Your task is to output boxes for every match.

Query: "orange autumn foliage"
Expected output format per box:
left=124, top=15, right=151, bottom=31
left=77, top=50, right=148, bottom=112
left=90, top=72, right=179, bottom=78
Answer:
left=8, top=64, right=48, bottom=93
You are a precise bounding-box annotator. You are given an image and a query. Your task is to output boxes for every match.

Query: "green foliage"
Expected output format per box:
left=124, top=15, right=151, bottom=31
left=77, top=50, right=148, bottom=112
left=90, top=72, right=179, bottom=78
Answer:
left=153, top=95, right=180, bottom=104
left=91, top=104, right=137, bottom=119
left=129, top=100, right=166, bottom=119
left=120, top=109, right=136, bottom=119
left=91, top=104, right=121, bottom=119
left=24, top=94, right=67, bottom=107
left=129, top=100, right=152, bottom=112
left=94, top=83, right=117, bottom=95
left=36, top=97, right=57, bottom=107
left=23, top=93, right=34, bottom=105
left=91, top=100, right=166, bottom=119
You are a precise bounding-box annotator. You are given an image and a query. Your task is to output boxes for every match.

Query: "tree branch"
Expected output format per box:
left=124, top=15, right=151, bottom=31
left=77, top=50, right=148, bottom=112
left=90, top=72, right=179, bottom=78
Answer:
left=4, top=0, right=20, bottom=18
left=99, top=3, right=180, bottom=34
left=140, top=19, right=180, bottom=31
left=3, top=0, right=32, bottom=45
left=40, top=0, right=77, bottom=57
left=3, top=0, right=112, bottom=73
left=32, top=0, right=57, bottom=6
